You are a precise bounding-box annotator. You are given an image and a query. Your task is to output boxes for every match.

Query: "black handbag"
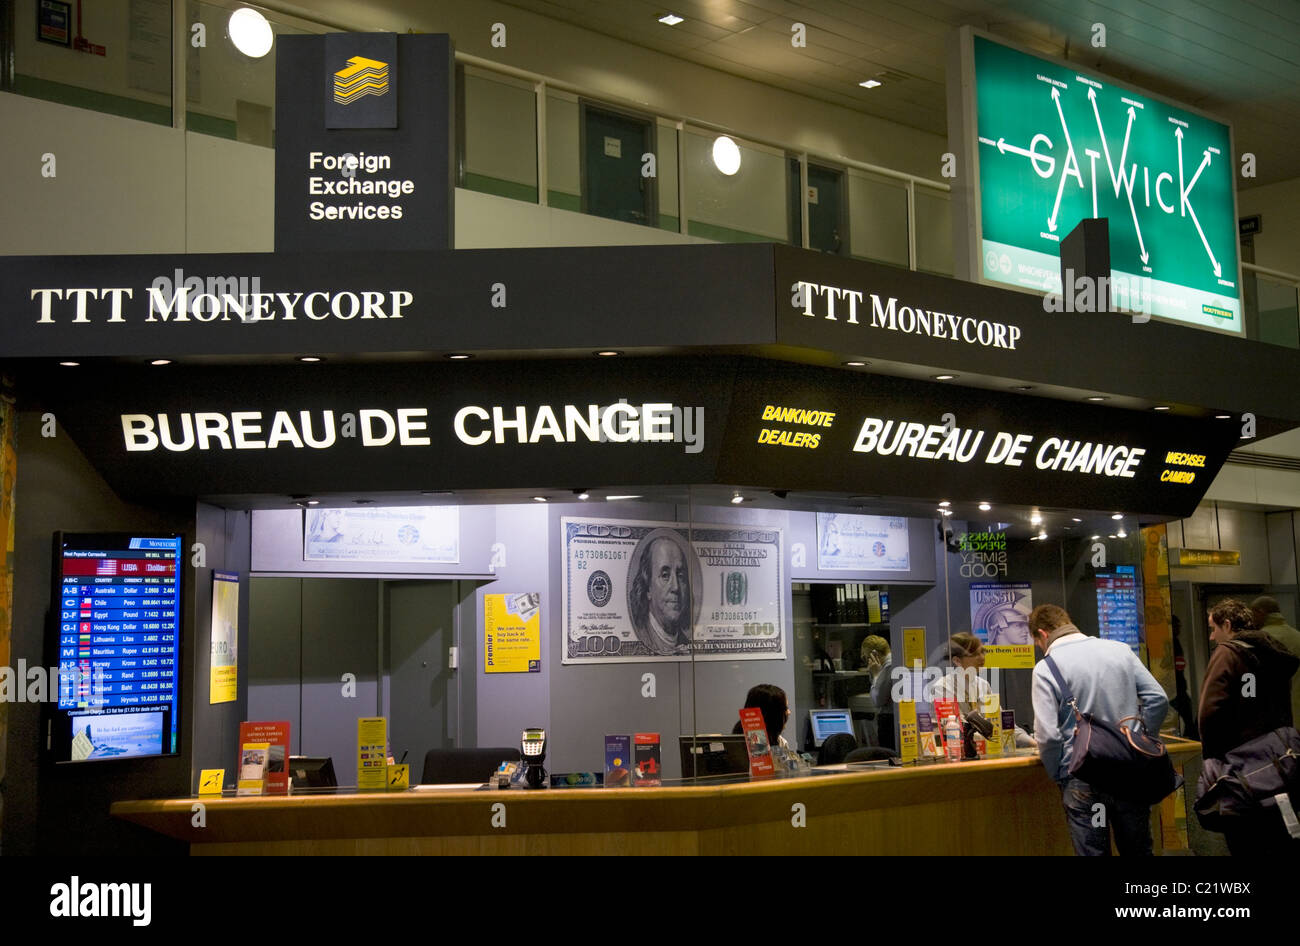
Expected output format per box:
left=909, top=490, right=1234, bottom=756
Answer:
left=1043, top=655, right=1180, bottom=805
left=1194, top=726, right=1300, bottom=835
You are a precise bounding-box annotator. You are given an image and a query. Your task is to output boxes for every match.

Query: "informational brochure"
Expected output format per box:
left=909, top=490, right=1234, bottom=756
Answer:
left=1000, top=710, right=1017, bottom=755
left=237, top=720, right=290, bottom=794
left=739, top=707, right=775, bottom=778
left=633, top=733, right=661, bottom=786
left=983, top=694, right=1004, bottom=758
left=897, top=700, right=918, bottom=763
left=604, top=735, right=632, bottom=788
left=237, top=743, right=269, bottom=796
left=357, top=717, right=388, bottom=791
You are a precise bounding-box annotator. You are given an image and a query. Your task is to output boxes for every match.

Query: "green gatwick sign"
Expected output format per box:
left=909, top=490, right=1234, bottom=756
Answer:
left=957, top=33, right=1241, bottom=333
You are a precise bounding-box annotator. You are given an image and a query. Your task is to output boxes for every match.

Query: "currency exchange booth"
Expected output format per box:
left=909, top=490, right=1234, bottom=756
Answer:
left=3, top=30, right=1299, bottom=857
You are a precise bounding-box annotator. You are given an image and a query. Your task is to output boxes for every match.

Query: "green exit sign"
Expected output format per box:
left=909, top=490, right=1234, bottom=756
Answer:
left=950, top=30, right=1242, bottom=334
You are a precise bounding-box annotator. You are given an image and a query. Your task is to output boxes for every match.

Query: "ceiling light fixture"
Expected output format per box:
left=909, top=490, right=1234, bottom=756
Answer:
left=606, top=495, right=642, bottom=501
left=150, top=359, right=171, bottom=366
left=532, top=496, right=548, bottom=503
left=573, top=489, right=590, bottom=500
left=228, top=8, right=274, bottom=58
left=1086, top=396, right=1107, bottom=402
left=594, top=350, right=622, bottom=357
left=658, top=14, right=684, bottom=26
left=298, top=355, right=323, bottom=363
left=939, top=500, right=950, bottom=507
left=445, top=353, right=473, bottom=360
left=858, top=79, right=882, bottom=89
left=1153, top=405, right=1171, bottom=411
left=978, top=502, right=991, bottom=511
left=1116, top=529, right=1128, bottom=538
left=843, top=361, right=867, bottom=367
left=934, top=374, right=956, bottom=381
left=1112, top=513, right=1123, bottom=520
left=731, top=492, right=745, bottom=505
left=59, top=361, right=79, bottom=367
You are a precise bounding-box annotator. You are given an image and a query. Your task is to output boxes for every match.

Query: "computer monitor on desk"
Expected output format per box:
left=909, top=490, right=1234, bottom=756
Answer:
left=289, top=756, right=337, bottom=789
left=679, top=735, right=749, bottom=778
left=808, top=709, right=855, bottom=748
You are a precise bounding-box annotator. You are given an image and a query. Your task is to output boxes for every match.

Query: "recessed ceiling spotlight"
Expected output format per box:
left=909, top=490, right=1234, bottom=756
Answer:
left=59, top=361, right=79, bottom=367
left=1116, top=529, right=1128, bottom=538
left=1215, top=413, right=1231, bottom=420
left=1038, top=530, right=1048, bottom=539
left=228, top=7, right=274, bottom=58
left=1086, top=396, right=1107, bottom=402
left=1111, top=513, right=1123, bottom=520
left=446, top=353, right=473, bottom=360
left=731, top=492, right=745, bottom=505
left=934, top=374, right=957, bottom=381
left=939, top=500, right=951, bottom=507
left=606, top=495, right=642, bottom=501
left=843, top=361, right=867, bottom=367
left=1012, top=385, right=1034, bottom=391
left=1153, top=405, right=1171, bottom=411
left=532, top=496, right=548, bottom=503
left=1108, top=534, right=1117, bottom=539
left=150, top=359, right=171, bottom=366
left=712, top=136, right=741, bottom=175
left=978, top=502, right=991, bottom=511
left=858, top=78, right=882, bottom=89
left=658, top=13, right=684, bottom=25
left=1091, top=535, right=1101, bottom=540
left=573, top=489, right=590, bottom=500
left=1030, top=511, right=1042, bottom=525
left=298, top=355, right=323, bottom=363
left=939, top=508, right=953, bottom=516
left=1072, top=517, right=1082, bottom=522
left=594, top=350, right=622, bottom=357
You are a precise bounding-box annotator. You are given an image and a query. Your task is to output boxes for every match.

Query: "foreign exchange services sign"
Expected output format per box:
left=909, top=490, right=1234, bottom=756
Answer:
left=951, top=30, right=1242, bottom=334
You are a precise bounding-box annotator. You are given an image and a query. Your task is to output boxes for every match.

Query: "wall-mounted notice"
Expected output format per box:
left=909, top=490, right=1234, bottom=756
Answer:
left=484, top=593, right=541, bottom=673
left=816, top=513, right=909, bottom=571
left=1096, top=565, right=1140, bottom=652
left=561, top=518, right=784, bottom=664
left=304, top=506, right=459, bottom=564
left=969, top=581, right=1034, bottom=668
left=209, top=571, right=238, bottom=704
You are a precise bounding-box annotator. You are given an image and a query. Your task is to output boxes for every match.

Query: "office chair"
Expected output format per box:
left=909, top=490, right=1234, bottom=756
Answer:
left=844, top=746, right=898, bottom=763
left=817, top=732, right=859, bottom=766
left=421, top=747, right=521, bottom=784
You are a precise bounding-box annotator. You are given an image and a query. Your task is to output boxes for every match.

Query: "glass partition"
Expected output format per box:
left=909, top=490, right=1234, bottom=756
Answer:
left=847, top=168, right=909, bottom=266
left=186, top=1, right=321, bottom=145
left=1254, top=273, right=1300, bottom=349
left=11, top=0, right=172, bottom=125
left=462, top=66, right=538, bottom=203
left=545, top=88, right=580, bottom=211
left=915, top=186, right=954, bottom=275
left=683, top=128, right=789, bottom=243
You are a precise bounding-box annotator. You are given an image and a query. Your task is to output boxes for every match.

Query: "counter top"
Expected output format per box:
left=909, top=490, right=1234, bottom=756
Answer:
left=112, top=739, right=1201, bottom=855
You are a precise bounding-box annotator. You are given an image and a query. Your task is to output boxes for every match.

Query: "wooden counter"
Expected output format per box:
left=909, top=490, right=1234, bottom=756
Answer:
left=112, top=740, right=1201, bottom=856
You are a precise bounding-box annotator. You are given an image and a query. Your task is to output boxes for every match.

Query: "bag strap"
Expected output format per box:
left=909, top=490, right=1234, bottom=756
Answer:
left=1042, top=655, right=1082, bottom=719
left=1117, top=715, right=1165, bottom=756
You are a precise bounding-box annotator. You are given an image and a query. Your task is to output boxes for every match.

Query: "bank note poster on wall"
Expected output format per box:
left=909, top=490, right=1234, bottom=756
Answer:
left=561, top=517, right=784, bottom=664
left=816, top=513, right=909, bottom=571
left=484, top=593, right=541, bottom=673
left=970, top=581, right=1034, bottom=668
left=209, top=571, right=238, bottom=704
left=304, top=506, right=459, bottom=564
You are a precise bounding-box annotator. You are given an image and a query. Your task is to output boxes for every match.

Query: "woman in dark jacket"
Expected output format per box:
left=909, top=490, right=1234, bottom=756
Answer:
left=1197, top=598, right=1300, bottom=855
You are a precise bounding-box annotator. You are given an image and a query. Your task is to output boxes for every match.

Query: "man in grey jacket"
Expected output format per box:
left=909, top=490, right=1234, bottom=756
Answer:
left=1030, top=603, right=1169, bottom=856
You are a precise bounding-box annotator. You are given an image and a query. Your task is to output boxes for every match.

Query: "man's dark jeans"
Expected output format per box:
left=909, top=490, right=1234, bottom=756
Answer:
left=1060, top=777, right=1154, bottom=856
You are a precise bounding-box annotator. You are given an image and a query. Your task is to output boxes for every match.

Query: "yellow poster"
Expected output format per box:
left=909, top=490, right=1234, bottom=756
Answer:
left=897, top=700, right=918, bottom=763
left=209, top=571, right=239, bottom=704
left=484, top=593, right=541, bottom=673
left=902, top=627, right=926, bottom=669
left=357, top=717, right=388, bottom=791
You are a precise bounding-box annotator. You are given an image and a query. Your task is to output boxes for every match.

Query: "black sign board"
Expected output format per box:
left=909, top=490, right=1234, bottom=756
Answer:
left=274, top=33, right=454, bottom=252
left=1238, top=215, right=1262, bottom=237
left=42, top=357, right=1236, bottom=518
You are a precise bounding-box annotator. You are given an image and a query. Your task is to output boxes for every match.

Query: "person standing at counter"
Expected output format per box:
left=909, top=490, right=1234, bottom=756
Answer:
left=1029, top=604, right=1168, bottom=856
left=1249, top=596, right=1300, bottom=727
left=1197, top=598, right=1298, bottom=856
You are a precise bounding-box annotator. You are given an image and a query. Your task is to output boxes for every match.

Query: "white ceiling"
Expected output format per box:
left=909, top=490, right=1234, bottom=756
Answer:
left=495, top=0, right=1300, bottom=187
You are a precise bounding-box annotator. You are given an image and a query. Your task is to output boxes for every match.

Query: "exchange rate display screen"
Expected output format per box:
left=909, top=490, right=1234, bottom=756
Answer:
left=1096, top=565, right=1140, bottom=653
left=50, top=533, right=182, bottom=762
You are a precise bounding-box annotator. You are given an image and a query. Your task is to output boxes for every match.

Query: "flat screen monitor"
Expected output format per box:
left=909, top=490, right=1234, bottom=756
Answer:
left=678, top=734, right=750, bottom=778
left=289, top=755, right=338, bottom=789
left=47, top=533, right=183, bottom=762
left=809, top=709, right=855, bottom=747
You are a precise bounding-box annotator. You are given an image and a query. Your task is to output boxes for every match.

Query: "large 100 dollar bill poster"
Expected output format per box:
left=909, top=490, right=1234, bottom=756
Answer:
left=562, top=518, right=785, bottom=664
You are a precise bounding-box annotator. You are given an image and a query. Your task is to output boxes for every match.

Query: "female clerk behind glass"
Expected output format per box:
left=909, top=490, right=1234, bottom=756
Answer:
left=733, top=684, right=805, bottom=770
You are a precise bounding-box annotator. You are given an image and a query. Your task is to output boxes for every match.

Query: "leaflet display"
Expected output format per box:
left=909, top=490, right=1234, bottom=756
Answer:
left=50, top=533, right=182, bottom=762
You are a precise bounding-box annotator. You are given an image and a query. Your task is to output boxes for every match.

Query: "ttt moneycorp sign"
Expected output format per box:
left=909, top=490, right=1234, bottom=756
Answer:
left=952, top=30, right=1241, bottom=334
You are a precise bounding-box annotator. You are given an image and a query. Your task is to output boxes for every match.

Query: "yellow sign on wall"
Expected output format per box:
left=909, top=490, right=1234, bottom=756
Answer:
left=484, top=593, right=542, bottom=673
left=209, top=572, right=239, bottom=704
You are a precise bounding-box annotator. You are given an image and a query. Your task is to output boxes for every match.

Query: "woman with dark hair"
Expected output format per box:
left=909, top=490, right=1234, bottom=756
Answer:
left=734, top=684, right=808, bottom=772
left=1198, top=598, right=1299, bottom=855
